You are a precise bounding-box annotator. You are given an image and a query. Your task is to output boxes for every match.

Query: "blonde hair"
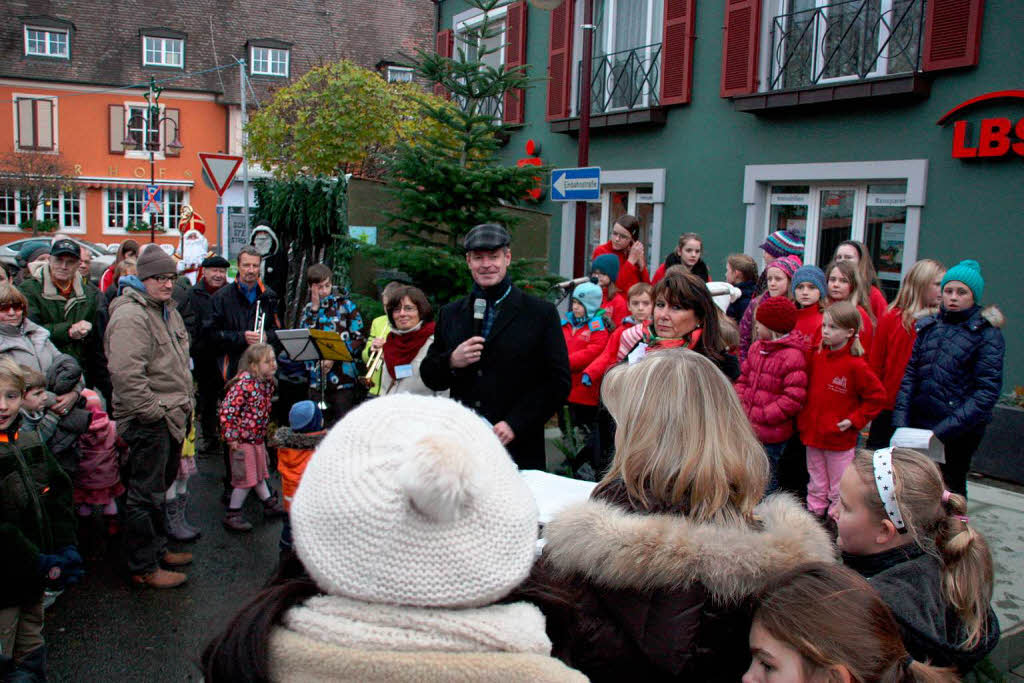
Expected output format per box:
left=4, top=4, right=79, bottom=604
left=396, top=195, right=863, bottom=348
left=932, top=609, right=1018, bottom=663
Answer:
left=18, top=364, right=45, bottom=391
left=595, top=349, right=768, bottom=523
left=0, top=356, right=26, bottom=393
left=824, top=301, right=865, bottom=356
left=719, top=311, right=740, bottom=349
left=827, top=260, right=875, bottom=324
left=891, top=259, right=945, bottom=332
left=727, top=253, right=757, bottom=282
left=853, top=448, right=994, bottom=649
left=224, top=343, right=276, bottom=395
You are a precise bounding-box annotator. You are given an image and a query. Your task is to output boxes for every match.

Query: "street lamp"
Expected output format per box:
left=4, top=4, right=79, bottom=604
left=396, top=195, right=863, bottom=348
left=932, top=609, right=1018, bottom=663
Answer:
left=122, top=77, right=184, bottom=243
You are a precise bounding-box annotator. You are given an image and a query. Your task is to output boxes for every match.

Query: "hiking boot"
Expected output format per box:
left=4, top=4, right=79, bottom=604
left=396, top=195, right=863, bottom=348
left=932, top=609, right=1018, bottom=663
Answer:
left=223, top=507, right=253, bottom=532
left=261, top=493, right=286, bottom=519
left=161, top=550, right=193, bottom=567
left=165, top=498, right=200, bottom=542
left=132, top=568, right=187, bottom=589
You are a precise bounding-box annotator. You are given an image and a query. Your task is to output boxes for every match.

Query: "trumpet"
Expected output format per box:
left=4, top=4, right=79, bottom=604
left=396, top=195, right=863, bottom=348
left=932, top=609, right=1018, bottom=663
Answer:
left=363, top=344, right=384, bottom=383
left=254, top=301, right=266, bottom=344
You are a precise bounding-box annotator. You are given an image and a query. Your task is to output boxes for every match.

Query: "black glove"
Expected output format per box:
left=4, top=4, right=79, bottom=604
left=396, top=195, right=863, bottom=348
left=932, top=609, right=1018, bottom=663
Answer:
left=56, top=545, right=85, bottom=587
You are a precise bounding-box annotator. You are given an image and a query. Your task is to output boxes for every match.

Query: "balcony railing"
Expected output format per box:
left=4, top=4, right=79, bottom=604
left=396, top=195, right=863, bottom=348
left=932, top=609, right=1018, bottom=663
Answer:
left=576, top=43, right=662, bottom=116
left=768, top=0, right=924, bottom=91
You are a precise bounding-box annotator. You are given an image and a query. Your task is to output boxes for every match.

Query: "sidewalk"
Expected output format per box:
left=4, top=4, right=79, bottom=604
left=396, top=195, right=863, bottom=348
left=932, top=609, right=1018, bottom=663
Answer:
left=968, top=477, right=1024, bottom=680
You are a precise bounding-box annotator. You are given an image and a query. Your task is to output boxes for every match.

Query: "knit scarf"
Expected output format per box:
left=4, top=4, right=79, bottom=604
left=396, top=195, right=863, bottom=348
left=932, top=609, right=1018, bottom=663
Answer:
left=282, top=594, right=553, bottom=655
left=645, top=326, right=702, bottom=351
left=383, top=321, right=435, bottom=379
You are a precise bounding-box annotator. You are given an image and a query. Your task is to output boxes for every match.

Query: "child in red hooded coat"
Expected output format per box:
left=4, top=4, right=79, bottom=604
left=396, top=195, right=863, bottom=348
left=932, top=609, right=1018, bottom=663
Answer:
left=73, top=389, right=127, bottom=535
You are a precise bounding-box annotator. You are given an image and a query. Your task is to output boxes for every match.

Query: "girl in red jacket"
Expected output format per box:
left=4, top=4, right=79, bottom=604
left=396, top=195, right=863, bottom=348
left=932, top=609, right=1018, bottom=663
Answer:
left=219, top=343, right=285, bottom=532
left=866, top=259, right=944, bottom=449
left=825, top=260, right=875, bottom=358
left=833, top=240, right=888, bottom=322
left=591, top=254, right=629, bottom=326
left=590, top=214, right=650, bottom=293
left=790, top=265, right=826, bottom=357
left=798, top=301, right=886, bottom=517
left=736, top=296, right=808, bottom=492
left=561, top=282, right=609, bottom=430
left=582, top=282, right=653, bottom=387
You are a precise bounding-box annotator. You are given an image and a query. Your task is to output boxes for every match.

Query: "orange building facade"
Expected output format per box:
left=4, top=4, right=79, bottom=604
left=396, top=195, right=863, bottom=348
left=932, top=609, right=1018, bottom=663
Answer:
left=1, top=80, right=226, bottom=248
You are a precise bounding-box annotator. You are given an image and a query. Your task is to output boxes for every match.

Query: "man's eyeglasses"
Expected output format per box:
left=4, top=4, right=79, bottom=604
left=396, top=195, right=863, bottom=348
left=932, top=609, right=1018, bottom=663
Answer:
left=152, top=275, right=176, bottom=283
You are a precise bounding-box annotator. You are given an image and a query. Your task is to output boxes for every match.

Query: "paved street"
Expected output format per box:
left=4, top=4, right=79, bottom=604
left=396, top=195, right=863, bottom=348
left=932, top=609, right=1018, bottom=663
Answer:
left=45, top=449, right=282, bottom=682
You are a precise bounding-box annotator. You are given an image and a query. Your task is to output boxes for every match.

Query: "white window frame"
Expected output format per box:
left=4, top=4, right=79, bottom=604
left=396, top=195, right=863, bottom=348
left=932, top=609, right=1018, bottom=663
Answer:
left=12, top=94, right=59, bottom=152
left=142, top=36, right=184, bottom=68
left=0, top=188, right=85, bottom=234
left=742, top=159, right=927, bottom=283
left=250, top=46, right=289, bottom=77
left=123, top=102, right=165, bottom=160
left=24, top=25, right=69, bottom=59
left=386, top=66, right=414, bottom=83
left=102, top=187, right=187, bottom=236
left=453, top=6, right=509, bottom=121
left=559, top=168, right=666, bottom=277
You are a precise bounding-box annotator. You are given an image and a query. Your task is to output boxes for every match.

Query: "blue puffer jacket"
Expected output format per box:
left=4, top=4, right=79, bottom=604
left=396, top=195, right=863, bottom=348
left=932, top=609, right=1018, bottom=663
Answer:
left=893, top=305, right=1005, bottom=440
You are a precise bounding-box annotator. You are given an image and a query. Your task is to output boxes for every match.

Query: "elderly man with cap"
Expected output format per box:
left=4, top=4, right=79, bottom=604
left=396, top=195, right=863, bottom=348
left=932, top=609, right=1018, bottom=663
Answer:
left=421, top=224, right=570, bottom=470
left=178, top=254, right=231, bottom=451
left=18, top=239, right=102, bottom=377
left=105, top=244, right=195, bottom=588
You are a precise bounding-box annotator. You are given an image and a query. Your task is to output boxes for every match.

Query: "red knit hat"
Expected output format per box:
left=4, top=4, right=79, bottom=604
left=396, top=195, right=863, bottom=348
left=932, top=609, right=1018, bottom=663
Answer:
left=756, top=296, right=798, bottom=334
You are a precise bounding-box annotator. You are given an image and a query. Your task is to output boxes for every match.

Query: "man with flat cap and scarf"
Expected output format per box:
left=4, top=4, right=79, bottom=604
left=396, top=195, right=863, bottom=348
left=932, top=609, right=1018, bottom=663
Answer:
left=421, top=223, right=570, bottom=470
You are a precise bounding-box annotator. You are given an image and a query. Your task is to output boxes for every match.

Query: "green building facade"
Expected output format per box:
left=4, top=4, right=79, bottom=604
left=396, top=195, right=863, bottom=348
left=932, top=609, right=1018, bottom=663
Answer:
left=439, top=0, right=1022, bottom=389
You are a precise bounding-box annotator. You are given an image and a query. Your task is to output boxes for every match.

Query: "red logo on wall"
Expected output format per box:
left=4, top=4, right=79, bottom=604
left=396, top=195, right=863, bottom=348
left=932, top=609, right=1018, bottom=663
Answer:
left=517, top=140, right=545, bottom=202
left=937, top=90, right=1024, bottom=159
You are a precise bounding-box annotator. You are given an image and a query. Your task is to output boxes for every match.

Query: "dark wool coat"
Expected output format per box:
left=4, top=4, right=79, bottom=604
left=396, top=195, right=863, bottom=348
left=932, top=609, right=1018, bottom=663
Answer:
left=844, top=544, right=1000, bottom=674
left=421, top=285, right=570, bottom=470
left=893, top=305, right=1005, bottom=440
left=204, top=280, right=280, bottom=381
left=522, top=481, right=834, bottom=682
left=0, top=427, right=76, bottom=607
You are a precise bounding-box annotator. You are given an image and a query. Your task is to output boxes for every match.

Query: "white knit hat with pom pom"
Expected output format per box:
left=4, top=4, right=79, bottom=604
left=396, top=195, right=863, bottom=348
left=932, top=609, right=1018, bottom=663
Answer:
left=291, top=394, right=539, bottom=608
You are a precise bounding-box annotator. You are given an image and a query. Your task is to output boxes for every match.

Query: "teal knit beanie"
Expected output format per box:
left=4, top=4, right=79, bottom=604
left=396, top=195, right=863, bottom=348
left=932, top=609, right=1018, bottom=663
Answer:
left=571, top=282, right=603, bottom=320
left=591, top=253, right=620, bottom=283
left=941, top=259, right=984, bottom=301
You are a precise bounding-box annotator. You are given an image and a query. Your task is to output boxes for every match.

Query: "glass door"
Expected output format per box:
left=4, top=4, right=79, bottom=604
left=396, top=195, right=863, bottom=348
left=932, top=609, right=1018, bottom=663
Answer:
left=587, top=186, right=660, bottom=273
left=814, top=188, right=857, bottom=266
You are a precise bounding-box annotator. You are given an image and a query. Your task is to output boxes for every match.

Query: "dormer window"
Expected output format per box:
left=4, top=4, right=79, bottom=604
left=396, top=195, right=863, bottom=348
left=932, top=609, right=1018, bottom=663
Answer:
left=248, top=39, right=291, bottom=77
left=143, top=34, right=184, bottom=68
left=24, top=25, right=69, bottom=58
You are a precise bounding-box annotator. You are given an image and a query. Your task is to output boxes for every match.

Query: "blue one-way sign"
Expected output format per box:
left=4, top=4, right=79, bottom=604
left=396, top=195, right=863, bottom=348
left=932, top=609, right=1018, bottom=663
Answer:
left=550, top=166, right=601, bottom=201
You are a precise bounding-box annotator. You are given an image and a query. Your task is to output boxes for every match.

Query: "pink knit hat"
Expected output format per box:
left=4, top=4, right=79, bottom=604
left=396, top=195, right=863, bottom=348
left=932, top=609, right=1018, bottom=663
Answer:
left=766, top=255, right=803, bottom=281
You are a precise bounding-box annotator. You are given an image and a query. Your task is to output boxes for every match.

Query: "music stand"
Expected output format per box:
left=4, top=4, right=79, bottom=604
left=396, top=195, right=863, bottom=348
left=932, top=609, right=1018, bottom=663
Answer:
left=277, top=329, right=353, bottom=409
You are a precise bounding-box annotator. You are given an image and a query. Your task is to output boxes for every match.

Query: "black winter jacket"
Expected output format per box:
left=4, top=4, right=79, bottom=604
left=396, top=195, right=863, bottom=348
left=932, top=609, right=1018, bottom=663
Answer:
left=182, top=280, right=223, bottom=365
left=203, top=280, right=280, bottom=380
left=893, top=305, right=1005, bottom=440
left=844, top=544, right=1000, bottom=673
left=726, top=280, right=756, bottom=323
left=420, top=283, right=570, bottom=470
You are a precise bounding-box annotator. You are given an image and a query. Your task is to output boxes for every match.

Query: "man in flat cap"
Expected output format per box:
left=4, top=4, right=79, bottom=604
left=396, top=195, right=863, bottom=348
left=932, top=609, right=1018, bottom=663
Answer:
left=422, top=223, right=569, bottom=470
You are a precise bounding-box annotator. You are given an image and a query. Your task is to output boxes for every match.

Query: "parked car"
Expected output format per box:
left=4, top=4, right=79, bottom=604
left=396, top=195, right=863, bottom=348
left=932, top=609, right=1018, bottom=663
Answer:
left=0, top=235, right=116, bottom=284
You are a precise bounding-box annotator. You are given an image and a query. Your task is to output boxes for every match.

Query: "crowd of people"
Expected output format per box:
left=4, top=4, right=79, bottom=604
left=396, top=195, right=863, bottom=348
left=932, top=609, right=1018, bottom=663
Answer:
left=0, top=215, right=1007, bottom=681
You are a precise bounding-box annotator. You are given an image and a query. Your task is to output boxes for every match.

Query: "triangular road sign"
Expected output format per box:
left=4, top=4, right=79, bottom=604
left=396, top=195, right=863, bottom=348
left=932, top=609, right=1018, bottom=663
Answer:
left=198, top=153, right=243, bottom=197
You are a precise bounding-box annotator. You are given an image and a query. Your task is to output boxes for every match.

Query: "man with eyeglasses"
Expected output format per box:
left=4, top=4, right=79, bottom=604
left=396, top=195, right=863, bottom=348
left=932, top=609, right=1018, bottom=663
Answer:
left=105, top=244, right=195, bottom=589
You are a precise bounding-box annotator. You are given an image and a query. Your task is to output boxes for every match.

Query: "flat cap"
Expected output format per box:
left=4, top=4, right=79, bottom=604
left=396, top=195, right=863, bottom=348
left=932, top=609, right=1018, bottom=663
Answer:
left=201, top=255, right=231, bottom=269
left=463, top=223, right=510, bottom=252
left=51, top=239, right=81, bottom=259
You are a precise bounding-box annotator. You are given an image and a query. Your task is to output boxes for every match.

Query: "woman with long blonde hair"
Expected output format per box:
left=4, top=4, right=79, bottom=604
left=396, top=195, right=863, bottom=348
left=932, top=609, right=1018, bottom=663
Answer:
left=522, top=349, right=833, bottom=681
left=867, top=259, right=945, bottom=448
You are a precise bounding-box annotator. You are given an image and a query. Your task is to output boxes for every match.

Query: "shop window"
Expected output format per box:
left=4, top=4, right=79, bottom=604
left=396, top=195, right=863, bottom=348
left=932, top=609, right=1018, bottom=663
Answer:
left=15, top=97, right=56, bottom=151
left=143, top=36, right=184, bottom=68
left=0, top=189, right=83, bottom=231
left=105, top=189, right=186, bottom=232
left=721, top=0, right=984, bottom=97
left=251, top=46, right=289, bottom=76
left=24, top=26, right=68, bottom=58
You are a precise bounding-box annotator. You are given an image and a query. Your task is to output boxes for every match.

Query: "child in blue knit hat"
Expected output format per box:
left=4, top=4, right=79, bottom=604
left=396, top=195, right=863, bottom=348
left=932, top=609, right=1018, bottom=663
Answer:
left=271, top=400, right=326, bottom=556
left=892, top=259, right=1005, bottom=496
left=560, top=282, right=609, bottom=475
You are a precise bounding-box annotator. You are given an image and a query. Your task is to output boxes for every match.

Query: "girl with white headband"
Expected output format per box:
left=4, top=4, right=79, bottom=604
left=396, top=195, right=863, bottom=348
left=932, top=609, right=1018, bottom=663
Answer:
left=833, top=447, right=1000, bottom=675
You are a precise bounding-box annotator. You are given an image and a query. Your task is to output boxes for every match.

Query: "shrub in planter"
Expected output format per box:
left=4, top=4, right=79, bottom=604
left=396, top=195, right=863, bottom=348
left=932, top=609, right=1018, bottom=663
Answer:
left=973, top=394, right=1024, bottom=485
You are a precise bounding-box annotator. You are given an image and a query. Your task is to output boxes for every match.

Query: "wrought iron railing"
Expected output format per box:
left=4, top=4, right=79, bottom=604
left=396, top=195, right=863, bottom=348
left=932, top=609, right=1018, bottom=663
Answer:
left=768, top=0, right=924, bottom=91
left=576, top=43, right=662, bottom=115
left=454, top=92, right=504, bottom=120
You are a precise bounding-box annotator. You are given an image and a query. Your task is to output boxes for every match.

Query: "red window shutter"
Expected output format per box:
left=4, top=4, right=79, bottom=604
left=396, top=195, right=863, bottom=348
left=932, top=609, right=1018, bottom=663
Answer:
left=503, top=2, right=528, bottom=125
left=546, top=0, right=575, bottom=121
left=720, top=0, right=762, bottom=97
left=660, top=0, right=697, bottom=105
left=434, top=29, right=454, bottom=99
left=922, top=0, right=984, bottom=71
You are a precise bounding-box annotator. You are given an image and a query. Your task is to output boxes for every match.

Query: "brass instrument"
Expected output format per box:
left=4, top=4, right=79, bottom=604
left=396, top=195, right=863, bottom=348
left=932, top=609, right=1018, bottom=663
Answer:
left=254, top=301, right=266, bottom=344
left=363, top=344, right=384, bottom=384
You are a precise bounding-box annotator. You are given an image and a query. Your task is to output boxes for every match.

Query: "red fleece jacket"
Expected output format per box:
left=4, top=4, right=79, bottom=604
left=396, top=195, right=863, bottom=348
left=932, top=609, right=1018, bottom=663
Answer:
left=798, top=344, right=886, bottom=450
left=793, top=305, right=823, bottom=360
left=563, top=318, right=610, bottom=406
left=602, top=291, right=629, bottom=327
left=592, top=241, right=650, bottom=293
left=870, top=307, right=917, bottom=409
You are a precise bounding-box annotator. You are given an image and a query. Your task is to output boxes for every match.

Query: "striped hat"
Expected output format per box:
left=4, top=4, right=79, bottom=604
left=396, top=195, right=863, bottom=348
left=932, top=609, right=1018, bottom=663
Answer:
left=760, top=230, right=805, bottom=259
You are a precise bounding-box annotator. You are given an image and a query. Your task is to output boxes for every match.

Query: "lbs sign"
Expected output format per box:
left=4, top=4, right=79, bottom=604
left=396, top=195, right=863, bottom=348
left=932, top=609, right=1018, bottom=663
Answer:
left=937, top=90, right=1024, bottom=159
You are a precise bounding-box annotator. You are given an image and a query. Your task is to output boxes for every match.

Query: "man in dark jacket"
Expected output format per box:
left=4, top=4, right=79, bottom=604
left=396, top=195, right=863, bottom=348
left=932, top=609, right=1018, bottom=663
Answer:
left=179, top=256, right=229, bottom=450
left=421, top=224, right=570, bottom=470
left=203, top=246, right=279, bottom=381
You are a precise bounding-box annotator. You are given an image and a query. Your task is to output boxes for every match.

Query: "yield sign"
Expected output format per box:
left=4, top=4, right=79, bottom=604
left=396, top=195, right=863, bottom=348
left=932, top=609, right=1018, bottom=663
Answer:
left=198, top=153, right=243, bottom=197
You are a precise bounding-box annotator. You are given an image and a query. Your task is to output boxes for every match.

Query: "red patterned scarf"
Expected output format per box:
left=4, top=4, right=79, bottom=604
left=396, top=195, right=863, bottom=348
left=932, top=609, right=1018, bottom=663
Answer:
left=383, top=322, right=435, bottom=379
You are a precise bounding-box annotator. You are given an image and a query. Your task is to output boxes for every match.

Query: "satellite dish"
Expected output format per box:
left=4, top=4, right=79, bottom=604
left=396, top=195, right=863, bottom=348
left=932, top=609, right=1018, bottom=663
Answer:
left=530, top=0, right=564, bottom=9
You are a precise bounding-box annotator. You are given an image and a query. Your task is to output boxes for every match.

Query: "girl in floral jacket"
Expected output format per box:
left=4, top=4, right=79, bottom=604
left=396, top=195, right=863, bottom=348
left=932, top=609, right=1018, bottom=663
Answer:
left=219, top=343, right=285, bottom=532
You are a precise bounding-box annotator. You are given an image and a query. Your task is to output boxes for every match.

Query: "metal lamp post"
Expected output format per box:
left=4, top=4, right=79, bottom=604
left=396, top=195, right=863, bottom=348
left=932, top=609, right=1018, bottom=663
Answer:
left=123, top=77, right=184, bottom=243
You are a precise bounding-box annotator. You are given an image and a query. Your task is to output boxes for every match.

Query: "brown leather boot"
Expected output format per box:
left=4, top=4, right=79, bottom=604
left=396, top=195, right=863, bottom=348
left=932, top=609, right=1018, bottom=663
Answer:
left=161, top=550, right=194, bottom=567
left=131, top=568, right=187, bottom=589
left=223, top=507, right=253, bottom=532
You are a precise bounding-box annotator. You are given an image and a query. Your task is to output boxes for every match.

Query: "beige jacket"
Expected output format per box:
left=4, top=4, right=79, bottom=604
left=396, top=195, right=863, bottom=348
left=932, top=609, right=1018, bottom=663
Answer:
left=104, top=285, right=193, bottom=441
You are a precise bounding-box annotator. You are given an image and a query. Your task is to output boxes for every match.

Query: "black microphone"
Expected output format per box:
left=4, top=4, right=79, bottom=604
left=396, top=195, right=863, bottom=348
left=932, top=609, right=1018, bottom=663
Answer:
left=472, top=298, right=486, bottom=337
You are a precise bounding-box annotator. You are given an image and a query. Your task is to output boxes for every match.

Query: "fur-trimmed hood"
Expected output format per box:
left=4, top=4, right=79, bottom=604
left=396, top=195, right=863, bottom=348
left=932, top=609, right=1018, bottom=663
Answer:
left=541, top=493, right=834, bottom=604
left=271, top=427, right=325, bottom=450
left=980, top=305, right=1004, bottom=329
